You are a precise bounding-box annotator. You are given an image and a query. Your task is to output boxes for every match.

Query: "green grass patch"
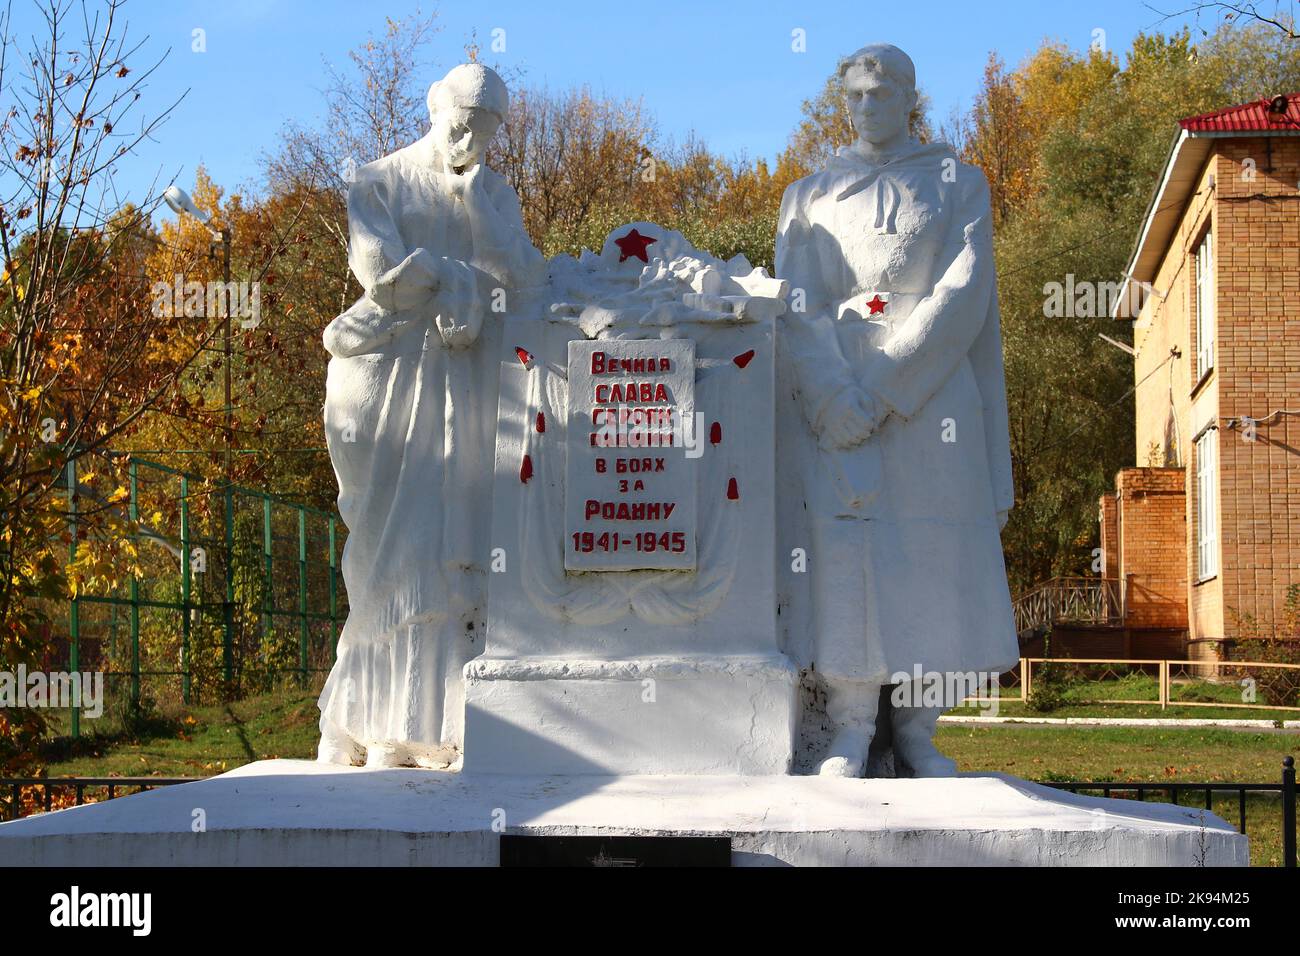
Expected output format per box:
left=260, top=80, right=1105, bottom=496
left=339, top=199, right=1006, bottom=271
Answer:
left=948, top=699, right=1294, bottom=721
left=33, top=686, right=322, bottom=778
left=937, top=723, right=1297, bottom=867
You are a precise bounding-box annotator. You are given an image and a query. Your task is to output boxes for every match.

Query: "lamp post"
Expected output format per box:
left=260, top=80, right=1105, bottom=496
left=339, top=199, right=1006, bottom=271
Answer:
left=163, top=185, right=233, bottom=478
left=163, top=184, right=237, bottom=691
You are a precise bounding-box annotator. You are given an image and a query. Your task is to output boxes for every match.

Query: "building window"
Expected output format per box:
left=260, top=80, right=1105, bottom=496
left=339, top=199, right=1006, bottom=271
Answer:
left=1195, top=231, right=1214, bottom=380
left=1195, top=428, right=1218, bottom=580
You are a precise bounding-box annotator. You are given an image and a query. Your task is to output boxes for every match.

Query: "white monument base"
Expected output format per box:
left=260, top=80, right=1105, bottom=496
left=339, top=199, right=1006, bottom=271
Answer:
left=462, top=655, right=799, bottom=775
left=0, top=759, right=1248, bottom=866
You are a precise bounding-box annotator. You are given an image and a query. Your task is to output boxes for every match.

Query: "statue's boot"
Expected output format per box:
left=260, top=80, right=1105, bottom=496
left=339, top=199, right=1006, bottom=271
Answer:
left=818, top=680, right=880, bottom=778
left=317, top=724, right=363, bottom=766
left=364, top=741, right=413, bottom=768
left=892, top=704, right=957, bottom=777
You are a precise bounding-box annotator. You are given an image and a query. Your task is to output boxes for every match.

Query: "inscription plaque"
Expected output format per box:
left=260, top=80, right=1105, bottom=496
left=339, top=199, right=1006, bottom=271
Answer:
left=564, top=338, right=697, bottom=572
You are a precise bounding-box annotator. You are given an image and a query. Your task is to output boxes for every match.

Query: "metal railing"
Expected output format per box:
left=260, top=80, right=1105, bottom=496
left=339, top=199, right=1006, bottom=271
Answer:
left=45, top=453, right=347, bottom=734
left=3, top=777, right=200, bottom=820
left=1013, top=577, right=1124, bottom=634
left=1044, top=757, right=1295, bottom=867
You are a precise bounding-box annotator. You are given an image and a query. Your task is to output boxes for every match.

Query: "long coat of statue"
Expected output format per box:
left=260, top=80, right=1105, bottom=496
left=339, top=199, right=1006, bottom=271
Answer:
left=775, top=138, right=1018, bottom=683
left=318, top=128, right=541, bottom=764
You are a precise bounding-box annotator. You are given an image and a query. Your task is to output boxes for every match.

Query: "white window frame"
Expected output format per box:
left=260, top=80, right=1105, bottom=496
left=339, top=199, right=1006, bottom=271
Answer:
left=1195, top=231, right=1214, bottom=380
left=1195, top=428, right=1218, bottom=581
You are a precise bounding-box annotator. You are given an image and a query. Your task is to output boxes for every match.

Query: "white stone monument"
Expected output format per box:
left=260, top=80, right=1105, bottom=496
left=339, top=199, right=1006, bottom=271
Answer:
left=0, top=53, right=1249, bottom=867
left=315, top=63, right=545, bottom=770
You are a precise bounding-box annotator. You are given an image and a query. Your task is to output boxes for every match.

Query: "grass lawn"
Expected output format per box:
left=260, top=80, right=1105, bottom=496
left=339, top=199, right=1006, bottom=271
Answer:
left=937, top=723, right=1298, bottom=867
left=948, top=700, right=1299, bottom=720
left=34, top=686, right=323, bottom=778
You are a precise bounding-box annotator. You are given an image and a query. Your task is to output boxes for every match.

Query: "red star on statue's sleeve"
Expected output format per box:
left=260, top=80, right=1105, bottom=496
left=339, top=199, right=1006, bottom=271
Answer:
left=614, top=228, right=657, bottom=263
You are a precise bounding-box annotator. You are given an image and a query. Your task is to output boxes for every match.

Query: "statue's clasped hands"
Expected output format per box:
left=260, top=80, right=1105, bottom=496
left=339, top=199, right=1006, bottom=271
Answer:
left=817, top=385, right=882, bottom=450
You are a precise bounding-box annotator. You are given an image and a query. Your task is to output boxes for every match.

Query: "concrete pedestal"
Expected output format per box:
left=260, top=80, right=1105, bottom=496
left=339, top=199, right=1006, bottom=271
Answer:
left=463, top=655, right=799, bottom=775
left=0, top=759, right=1248, bottom=866
left=471, top=284, right=799, bottom=778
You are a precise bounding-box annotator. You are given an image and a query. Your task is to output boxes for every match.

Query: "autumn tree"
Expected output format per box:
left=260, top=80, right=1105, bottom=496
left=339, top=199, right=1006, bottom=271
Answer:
left=0, top=0, right=220, bottom=770
left=1153, top=2, right=1298, bottom=40
left=487, top=85, right=655, bottom=254
left=125, top=169, right=327, bottom=505
left=970, top=24, right=1300, bottom=593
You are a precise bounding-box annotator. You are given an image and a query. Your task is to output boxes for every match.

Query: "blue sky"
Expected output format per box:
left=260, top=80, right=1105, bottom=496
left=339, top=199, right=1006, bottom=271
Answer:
left=15, top=0, right=1222, bottom=210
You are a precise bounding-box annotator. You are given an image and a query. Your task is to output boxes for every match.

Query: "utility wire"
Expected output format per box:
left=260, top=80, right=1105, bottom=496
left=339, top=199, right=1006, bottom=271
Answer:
left=1029, top=348, right=1180, bottom=455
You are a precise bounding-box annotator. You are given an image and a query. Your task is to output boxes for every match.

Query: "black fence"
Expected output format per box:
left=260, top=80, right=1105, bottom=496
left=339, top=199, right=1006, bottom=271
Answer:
left=4, top=777, right=199, bottom=819
left=1044, top=755, right=1295, bottom=867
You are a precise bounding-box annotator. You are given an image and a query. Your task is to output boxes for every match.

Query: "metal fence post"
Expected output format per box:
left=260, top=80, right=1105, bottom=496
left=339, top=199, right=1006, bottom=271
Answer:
left=262, top=495, right=273, bottom=647
left=65, top=459, right=80, bottom=738
left=1284, top=755, right=1296, bottom=869
left=127, top=460, right=140, bottom=710
left=54, top=453, right=343, bottom=713
left=180, top=474, right=191, bottom=704
left=298, top=507, right=308, bottom=685
left=223, top=483, right=235, bottom=689
left=328, top=515, right=339, bottom=662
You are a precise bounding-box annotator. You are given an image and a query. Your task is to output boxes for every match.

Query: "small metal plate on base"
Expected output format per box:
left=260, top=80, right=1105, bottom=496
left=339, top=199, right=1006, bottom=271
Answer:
left=499, top=834, right=731, bottom=867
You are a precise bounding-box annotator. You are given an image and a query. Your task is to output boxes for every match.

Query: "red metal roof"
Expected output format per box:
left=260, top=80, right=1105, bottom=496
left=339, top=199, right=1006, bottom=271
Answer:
left=1180, top=93, right=1300, bottom=132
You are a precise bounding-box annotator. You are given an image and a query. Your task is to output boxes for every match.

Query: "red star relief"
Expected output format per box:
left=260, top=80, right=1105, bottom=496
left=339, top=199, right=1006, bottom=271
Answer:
left=865, top=294, right=888, bottom=316
left=614, top=228, right=656, bottom=263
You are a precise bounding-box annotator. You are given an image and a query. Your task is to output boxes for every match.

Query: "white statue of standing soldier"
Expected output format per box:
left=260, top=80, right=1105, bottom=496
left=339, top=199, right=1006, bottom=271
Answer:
left=317, top=64, right=542, bottom=768
left=776, top=44, right=1018, bottom=778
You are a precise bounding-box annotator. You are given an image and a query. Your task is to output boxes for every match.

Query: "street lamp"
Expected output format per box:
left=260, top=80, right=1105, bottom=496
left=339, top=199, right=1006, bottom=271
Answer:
left=163, top=184, right=234, bottom=481
left=164, top=182, right=238, bottom=692
left=163, top=185, right=210, bottom=225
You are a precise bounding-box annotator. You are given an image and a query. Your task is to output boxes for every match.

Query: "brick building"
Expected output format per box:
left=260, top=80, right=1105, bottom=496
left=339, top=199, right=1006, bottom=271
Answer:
left=1097, top=94, right=1300, bottom=660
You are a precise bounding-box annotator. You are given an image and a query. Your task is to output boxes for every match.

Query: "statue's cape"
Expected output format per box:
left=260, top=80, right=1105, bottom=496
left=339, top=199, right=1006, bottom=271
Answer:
left=826, top=139, right=961, bottom=189
left=778, top=140, right=960, bottom=234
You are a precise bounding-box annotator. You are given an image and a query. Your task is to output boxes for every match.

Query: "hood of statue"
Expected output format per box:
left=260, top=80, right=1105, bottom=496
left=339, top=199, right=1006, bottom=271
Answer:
left=543, top=222, right=788, bottom=338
